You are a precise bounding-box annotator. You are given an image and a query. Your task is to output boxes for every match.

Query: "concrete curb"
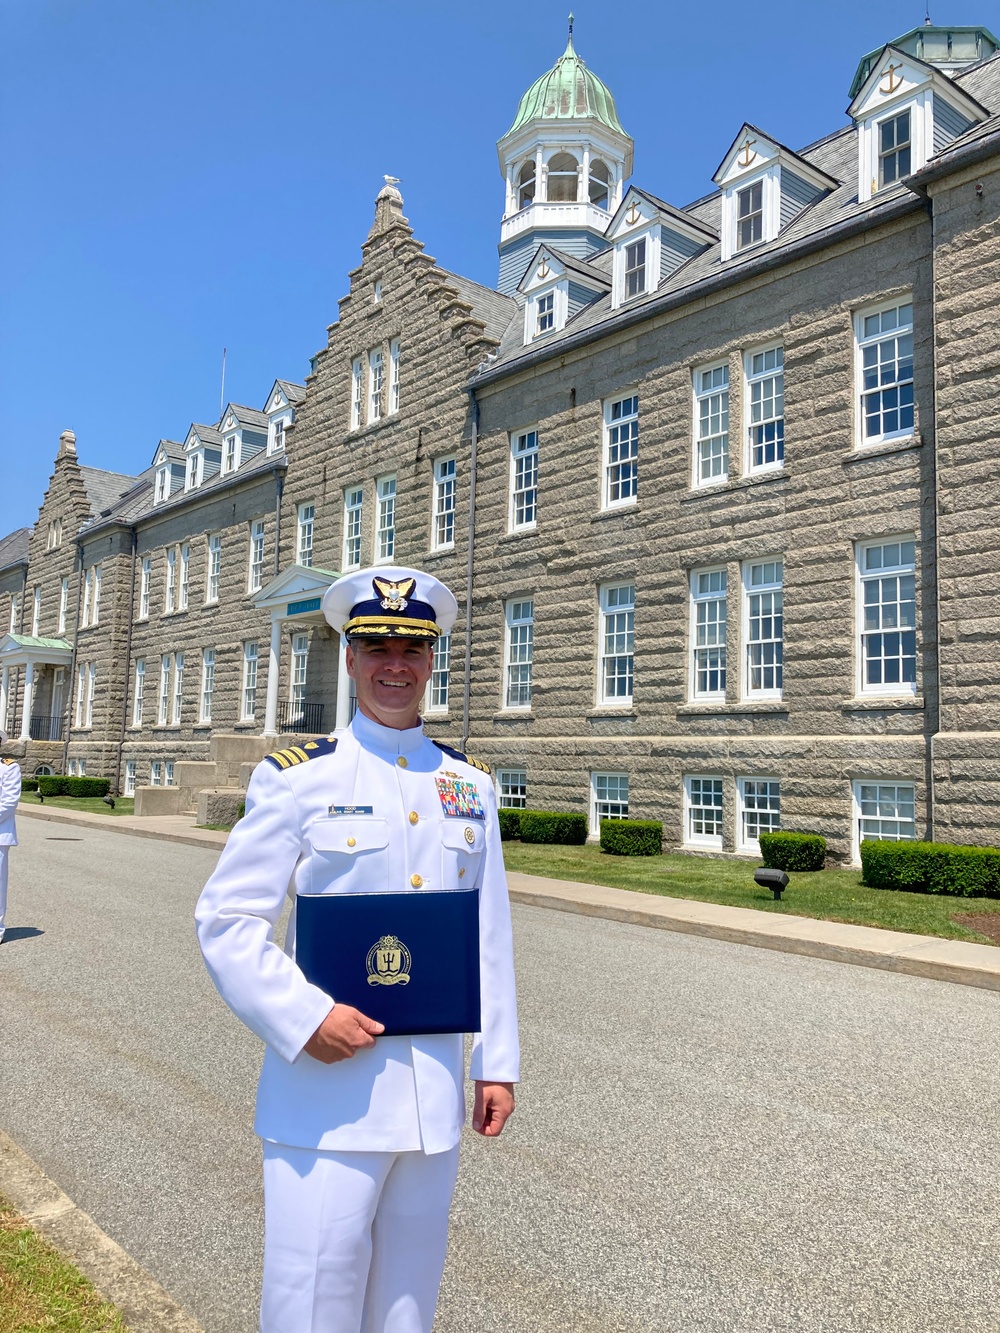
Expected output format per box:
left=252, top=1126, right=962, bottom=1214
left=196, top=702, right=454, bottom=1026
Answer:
left=18, top=803, right=228, bottom=850
left=0, top=1130, right=204, bottom=1332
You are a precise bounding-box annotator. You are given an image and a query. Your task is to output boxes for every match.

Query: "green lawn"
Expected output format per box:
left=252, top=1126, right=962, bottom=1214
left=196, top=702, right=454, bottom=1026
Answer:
left=0, top=1193, right=128, bottom=1333
left=19, top=793, right=135, bottom=817
left=502, top=840, right=1000, bottom=945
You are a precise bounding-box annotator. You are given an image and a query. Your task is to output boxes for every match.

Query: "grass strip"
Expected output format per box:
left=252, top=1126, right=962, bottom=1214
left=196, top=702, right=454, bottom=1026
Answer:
left=502, top=841, right=1000, bottom=944
left=0, top=1192, right=128, bottom=1333
left=19, top=795, right=136, bottom=817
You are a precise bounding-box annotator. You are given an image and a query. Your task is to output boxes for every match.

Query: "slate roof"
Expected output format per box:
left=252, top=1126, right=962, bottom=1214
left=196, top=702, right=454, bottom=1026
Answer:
left=435, top=269, right=518, bottom=344
left=275, top=380, right=306, bottom=405
left=522, top=245, right=612, bottom=292
left=80, top=466, right=137, bottom=517
left=190, top=423, right=224, bottom=448
left=478, top=51, right=1000, bottom=382
left=0, top=528, right=31, bottom=573
left=151, top=439, right=185, bottom=465
left=224, top=404, right=271, bottom=431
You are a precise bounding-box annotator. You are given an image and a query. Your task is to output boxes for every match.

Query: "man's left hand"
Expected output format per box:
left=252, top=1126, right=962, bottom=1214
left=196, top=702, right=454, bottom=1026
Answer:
left=472, top=1081, right=515, bottom=1138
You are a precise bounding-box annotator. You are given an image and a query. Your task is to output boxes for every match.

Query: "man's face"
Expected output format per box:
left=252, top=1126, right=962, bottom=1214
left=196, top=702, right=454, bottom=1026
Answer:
left=346, top=636, right=435, bottom=730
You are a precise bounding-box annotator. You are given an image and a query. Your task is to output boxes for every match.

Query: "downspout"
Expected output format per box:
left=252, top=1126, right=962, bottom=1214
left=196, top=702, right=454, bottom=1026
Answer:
left=115, top=528, right=138, bottom=796
left=62, top=543, right=85, bottom=775
left=462, top=387, right=479, bottom=752
left=273, top=468, right=285, bottom=576
left=925, top=192, right=942, bottom=842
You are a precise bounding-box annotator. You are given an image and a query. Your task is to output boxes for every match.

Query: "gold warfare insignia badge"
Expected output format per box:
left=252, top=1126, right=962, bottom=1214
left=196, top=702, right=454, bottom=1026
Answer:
left=366, top=935, right=412, bottom=987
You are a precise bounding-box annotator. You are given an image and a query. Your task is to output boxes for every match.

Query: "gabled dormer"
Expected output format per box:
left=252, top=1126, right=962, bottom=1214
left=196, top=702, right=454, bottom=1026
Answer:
left=606, top=187, right=717, bottom=309
left=517, top=245, right=610, bottom=342
left=151, top=440, right=185, bottom=506
left=848, top=44, right=988, bottom=203
left=713, top=126, right=838, bottom=262
left=183, top=424, right=223, bottom=491
left=218, top=403, right=269, bottom=475
left=264, top=379, right=305, bottom=454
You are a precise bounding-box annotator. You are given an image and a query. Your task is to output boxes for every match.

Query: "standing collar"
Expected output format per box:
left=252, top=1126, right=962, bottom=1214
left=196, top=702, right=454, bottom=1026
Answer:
left=350, top=709, right=426, bottom=757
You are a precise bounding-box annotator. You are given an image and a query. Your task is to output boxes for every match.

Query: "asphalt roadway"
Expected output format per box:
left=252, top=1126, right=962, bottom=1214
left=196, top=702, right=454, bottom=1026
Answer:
left=2, top=820, right=1000, bottom=1332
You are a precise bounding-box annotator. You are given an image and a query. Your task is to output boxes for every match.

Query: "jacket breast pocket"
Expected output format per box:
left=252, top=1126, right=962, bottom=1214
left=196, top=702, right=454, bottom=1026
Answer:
left=305, top=818, right=390, bottom=895
left=439, top=820, right=485, bottom=890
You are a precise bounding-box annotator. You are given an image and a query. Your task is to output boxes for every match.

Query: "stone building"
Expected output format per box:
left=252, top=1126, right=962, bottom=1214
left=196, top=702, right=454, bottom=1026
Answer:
left=2, top=20, right=999, bottom=859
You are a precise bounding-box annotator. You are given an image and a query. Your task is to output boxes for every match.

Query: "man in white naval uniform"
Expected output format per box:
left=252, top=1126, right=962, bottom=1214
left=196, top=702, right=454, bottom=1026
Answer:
left=196, top=567, right=519, bottom=1333
left=0, top=731, right=20, bottom=944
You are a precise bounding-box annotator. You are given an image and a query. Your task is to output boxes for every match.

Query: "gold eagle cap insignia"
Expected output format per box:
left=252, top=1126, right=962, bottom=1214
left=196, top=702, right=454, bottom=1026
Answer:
left=373, top=576, right=416, bottom=612
left=367, top=935, right=412, bottom=986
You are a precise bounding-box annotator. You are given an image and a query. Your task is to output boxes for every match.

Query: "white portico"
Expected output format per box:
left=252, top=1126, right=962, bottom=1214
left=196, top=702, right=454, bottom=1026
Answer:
left=253, top=565, right=342, bottom=737
left=0, top=634, right=74, bottom=742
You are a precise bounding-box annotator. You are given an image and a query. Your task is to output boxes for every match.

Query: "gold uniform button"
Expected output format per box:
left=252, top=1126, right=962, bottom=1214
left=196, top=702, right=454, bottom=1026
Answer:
left=397, top=756, right=408, bottom=768
left=410, top=873, right=423, bottom=888
left=458, top=867, right=466, bottom=879
left=347, top=837, right=356, bottom=847
left=408, top=811, right=419, bottom=825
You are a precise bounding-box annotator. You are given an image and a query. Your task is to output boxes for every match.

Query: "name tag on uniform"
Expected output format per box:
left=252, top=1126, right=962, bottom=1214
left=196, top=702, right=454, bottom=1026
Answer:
left=436, top=778, right=484, bottom=820
left=328, top=804, right=374, bottom=816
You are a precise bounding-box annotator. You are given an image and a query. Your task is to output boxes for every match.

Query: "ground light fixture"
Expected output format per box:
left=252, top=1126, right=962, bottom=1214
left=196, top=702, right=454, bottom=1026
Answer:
left=754, top=867, right=789, bottom=901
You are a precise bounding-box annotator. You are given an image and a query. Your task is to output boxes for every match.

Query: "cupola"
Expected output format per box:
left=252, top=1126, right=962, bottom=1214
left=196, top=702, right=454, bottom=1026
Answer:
left=496, top=17, right=634, bottom=295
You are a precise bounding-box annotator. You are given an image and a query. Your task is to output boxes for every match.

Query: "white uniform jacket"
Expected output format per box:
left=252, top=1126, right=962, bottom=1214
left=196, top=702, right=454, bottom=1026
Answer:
left=196, top=711, right=519, bottom=1156
left=0, top=758, right=20, bottom=846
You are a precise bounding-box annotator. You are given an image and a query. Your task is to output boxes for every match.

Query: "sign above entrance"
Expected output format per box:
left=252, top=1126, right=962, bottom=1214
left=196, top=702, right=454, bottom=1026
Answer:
left=287, top=597, right=322, bottom=616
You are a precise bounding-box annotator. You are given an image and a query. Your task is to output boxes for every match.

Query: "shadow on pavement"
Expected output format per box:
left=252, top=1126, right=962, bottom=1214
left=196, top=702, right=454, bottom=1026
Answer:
left=2, top=927, right=45, bottom=943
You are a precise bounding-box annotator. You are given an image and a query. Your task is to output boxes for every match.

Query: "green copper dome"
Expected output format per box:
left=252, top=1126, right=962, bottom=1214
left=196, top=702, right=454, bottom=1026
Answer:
left=503, top=33, right=626, bottom=138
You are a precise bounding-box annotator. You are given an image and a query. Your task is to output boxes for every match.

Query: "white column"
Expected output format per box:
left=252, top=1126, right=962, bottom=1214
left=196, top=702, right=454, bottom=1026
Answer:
left=20, top=661, right=35, bottom=741
left=263, top=615, right=282, bottom=737
left=579, top=147, right=590, bottom=203
left=0, top=666, right=8, bottom=733
left=535, top=148, right=544, bottom=203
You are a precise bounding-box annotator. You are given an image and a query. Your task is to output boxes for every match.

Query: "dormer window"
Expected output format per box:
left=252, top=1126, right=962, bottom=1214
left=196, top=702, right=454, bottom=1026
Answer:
left=272, top=418, right=286, bottom=452
left=224, top=436, right=238, bottom=474
left=546, top=152, right=579, bottom=202
left=186, top=454, right=201, bottom=490
left=624, top=239, right=646, bottom=299
left=878, top=110, right=911, bottom=187
left=588, top=159, right=611, bottom=208
left=517, top=160, right=536, bottom=208
left=736, top=182, right=763, bottom=249
left=155, top=468, right=170, bottom=504
left=536, top=292, right=554, bottom=335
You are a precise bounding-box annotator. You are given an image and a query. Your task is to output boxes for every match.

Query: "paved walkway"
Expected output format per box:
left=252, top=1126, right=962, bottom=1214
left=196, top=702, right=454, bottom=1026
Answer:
left=18, top=803, right=1000, bottom=993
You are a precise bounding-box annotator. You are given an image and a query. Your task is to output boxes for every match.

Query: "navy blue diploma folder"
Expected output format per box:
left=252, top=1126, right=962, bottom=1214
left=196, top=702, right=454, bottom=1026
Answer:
left=294, top=888, right=482, bottom=1036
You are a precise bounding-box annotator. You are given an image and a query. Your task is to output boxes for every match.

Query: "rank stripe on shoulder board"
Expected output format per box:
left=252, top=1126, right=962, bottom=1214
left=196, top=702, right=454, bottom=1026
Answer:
left=432, top=739, right=491, bottom=776
left=265, top=736, right=338, bottom=770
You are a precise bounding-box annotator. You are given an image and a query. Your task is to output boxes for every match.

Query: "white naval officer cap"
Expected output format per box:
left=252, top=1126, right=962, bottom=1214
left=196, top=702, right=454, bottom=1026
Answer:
left=322, top=566, right=458, bottom=641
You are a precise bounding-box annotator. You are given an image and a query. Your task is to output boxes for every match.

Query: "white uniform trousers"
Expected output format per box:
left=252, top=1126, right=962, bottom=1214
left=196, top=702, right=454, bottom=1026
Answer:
left=0, top=847, right=8, bottom=940
left=261, top=1142, right=460, bottom=1333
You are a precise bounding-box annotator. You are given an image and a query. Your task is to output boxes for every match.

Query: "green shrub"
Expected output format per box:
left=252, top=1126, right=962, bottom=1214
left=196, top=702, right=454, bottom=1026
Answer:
left=21, top=777, right=38, bottom=792
left=37, top=776, right=111, bottom=798
left=758, top=831, right=827, bottom=872
left=861, top=839, right=1000, bottom=898
left=237, top=801, right=246, bottom=822
left=518, top=810, right=588, bottom=845
left=497, top=808, right=521, bottom=841
left=600, top=818, right=663, bottom=856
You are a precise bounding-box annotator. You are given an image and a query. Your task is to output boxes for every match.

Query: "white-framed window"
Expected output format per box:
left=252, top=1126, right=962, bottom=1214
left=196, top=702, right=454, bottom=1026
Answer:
left=598, top=582, right=635, bottom=706
left=269, top=416, right=287, bottom=455
left=242, top=642, right=258, bottom=721
left=368, top=346, right=384, bottom=423
left=224, top=435, right=238, bottom=474
left=373, top=279, right=382, bottom=304
left=297, top=504, right=315, bottom=568
left=350, top=357, right=364, bottom=430
left=139, top=558, right=150, bottom=620
left=691, top=567, right=727, bottom=701
left=206, top=533, right=221, bottom=603
left=69, top=758, right=86, bottom=777
left=624, top=237, right=646, bottom=299
left=685, top=775, right=724, bottom=848
left=856, top=300, right=913, bottom=445
left=737, top=777, right=780, bottom=852
left=58, top=577, right=69, bottom=635
left=81, top=566, right=93, bottom=627
left=426, top=633, right=451, bottom=714
left=857, top=538, right=916, bottom=696
left=31, top=585, right=41, bottom=636
left=509, top=430, right=538, bottom=531
left=186, top=452, right=202, bottom=491
left=853, top=780, right=916, bottom=856
left=172, top=652, right=184, bottom=726
left=124, top=760, right=137, bottom=797
left=290, top=633, right=309, bottom=708
left=497, top=769, right=527, bottom=809
left=591, top=771, right=629, bottom=835
left=343, top=487, right=363, bottom=570
left=878, top=109, right=911, bottom=188
left=150, top=760, right=163, bottom=787
left=389, top=339, right=400, bottom=413
left=694, top=362, right=730, bottom=486
left=743, top=559, right=783, bottom=698
left=165, top=547, right=176, bottom=613
left=603, top=394, right=638, bottom=509
left=375, top=477, right=396, bottom=563
left=84, top=663, right=95, bottom=728
left=248, top=520, right=265, bottom=593
left=132, top=659, right=145, bottom=727
left=91, top=564, right=101, bottom=625
left=746, top=346, right=784, bottom=471
left=165, top=760, right=175, bottom=786
left=74, top=662, right=86, bottom=728
left=200, top=648, right=215, bottom=723
left=155, top=467, right=170, bottom=504
left=503, top=599, right=533, bottom=710
left=179, top=544, right=190, bottom=610
left=157, top=654, right=170, bottom=725
left=736, top=180, right=763, bottom=250
left=536, top=291, right=555, bottom=335
left=8, top=593, right=18, bottom=633
left=432, top=456, right=456, bottom=550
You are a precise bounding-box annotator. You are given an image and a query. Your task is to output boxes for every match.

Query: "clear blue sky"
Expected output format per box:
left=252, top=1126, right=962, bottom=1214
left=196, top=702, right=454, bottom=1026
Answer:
left=1, top=0, right=992, bottom=535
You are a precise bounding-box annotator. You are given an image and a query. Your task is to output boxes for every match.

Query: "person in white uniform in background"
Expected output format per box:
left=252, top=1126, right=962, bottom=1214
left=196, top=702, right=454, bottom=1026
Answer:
left=196, top=566, right=519, bottom=1333
left=0, top=730, right=21, bottom=944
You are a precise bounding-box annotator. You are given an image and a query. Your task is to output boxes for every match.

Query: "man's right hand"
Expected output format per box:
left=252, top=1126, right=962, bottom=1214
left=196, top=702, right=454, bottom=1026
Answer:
left=303, top=1004, right=385, bottom=1064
